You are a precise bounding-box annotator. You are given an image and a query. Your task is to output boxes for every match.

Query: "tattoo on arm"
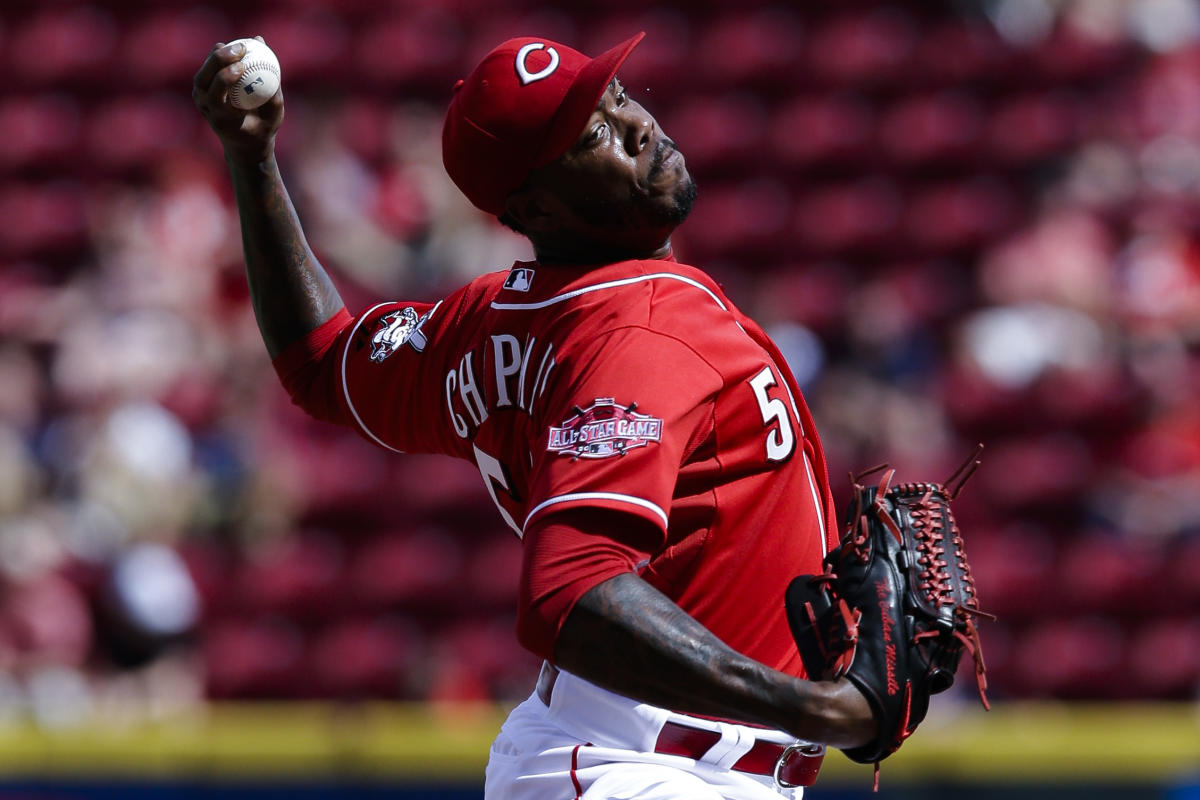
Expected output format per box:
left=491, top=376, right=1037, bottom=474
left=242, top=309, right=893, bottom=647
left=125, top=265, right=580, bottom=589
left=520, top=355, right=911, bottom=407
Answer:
left=553, top=572, right=840, bottom=742
left=228, top=156, right=344, bottom=358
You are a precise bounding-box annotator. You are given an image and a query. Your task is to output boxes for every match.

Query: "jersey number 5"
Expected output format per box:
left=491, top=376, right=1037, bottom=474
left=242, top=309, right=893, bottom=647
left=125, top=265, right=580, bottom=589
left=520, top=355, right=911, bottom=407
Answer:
left=749, top=365, right=795, bottom=462
left=473, top=444, right=523, bottom=537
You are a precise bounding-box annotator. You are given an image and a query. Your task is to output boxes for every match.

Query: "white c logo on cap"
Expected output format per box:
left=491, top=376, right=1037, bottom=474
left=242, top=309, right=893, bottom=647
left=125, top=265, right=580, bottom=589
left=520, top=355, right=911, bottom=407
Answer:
left=515, top=43, right=560, bottom=85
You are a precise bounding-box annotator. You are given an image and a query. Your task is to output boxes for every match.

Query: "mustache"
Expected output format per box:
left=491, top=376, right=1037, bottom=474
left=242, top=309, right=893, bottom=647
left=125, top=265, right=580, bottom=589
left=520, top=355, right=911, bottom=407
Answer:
left=648, top=138, right=678, bottom=180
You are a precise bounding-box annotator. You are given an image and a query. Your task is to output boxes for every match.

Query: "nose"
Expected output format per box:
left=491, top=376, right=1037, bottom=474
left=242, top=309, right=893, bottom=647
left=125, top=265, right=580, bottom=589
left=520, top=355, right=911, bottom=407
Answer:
left=622, top=108, right=654, bottom=156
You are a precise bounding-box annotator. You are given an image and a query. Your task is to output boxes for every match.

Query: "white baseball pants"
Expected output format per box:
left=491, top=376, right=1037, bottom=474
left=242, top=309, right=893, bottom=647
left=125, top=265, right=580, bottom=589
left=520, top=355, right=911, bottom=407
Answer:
left=484, top=667, right=808, bottom=800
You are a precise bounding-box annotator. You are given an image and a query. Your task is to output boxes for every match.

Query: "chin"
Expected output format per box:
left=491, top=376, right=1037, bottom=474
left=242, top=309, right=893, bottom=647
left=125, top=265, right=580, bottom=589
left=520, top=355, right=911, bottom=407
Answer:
left=659, top=175, right=698, bottom=226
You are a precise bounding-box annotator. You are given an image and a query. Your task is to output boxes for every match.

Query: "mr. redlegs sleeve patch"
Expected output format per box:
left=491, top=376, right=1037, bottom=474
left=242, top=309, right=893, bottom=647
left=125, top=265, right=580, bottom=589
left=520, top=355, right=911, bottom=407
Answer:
left=547, top=398, right=664, bottom=460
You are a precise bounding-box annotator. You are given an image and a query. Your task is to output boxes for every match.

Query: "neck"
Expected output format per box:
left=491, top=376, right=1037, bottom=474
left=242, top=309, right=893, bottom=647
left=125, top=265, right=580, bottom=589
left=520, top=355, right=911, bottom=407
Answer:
left=529, top=233, right=673, bottom=266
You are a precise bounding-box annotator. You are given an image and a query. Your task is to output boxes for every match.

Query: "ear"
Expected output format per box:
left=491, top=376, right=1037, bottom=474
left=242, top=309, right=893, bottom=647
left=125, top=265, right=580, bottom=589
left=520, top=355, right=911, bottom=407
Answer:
left=503, top=185, right=560, bottom=234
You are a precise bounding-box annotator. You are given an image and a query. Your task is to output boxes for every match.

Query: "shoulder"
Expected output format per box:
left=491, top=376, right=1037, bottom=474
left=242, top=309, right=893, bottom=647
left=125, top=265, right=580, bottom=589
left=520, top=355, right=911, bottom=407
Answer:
left=610, top=259, right=741, bottom=333
left=504, top=258, right=734, bottom=323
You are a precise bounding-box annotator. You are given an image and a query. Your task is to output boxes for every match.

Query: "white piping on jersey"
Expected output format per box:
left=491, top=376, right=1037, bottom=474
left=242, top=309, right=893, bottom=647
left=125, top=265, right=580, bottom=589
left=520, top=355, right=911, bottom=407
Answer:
left=342, top=303, right=404, bottom=454
left=490, top=272, right=729, bottom=312
left=802, top=453, right=827, bottom=557
left=776, top=374, right=828, bottom=554
left=524, top=492, right=669, bottom=531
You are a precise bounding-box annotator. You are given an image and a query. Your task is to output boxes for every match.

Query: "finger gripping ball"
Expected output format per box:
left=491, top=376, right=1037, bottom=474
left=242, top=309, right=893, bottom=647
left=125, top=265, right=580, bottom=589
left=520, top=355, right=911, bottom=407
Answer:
left=228, top=38, right=281, bottom=110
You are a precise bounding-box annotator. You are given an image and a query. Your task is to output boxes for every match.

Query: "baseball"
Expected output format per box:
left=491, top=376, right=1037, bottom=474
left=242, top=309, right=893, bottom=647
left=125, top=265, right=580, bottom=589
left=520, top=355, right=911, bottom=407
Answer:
left=228, top=38, right=281, bottom=110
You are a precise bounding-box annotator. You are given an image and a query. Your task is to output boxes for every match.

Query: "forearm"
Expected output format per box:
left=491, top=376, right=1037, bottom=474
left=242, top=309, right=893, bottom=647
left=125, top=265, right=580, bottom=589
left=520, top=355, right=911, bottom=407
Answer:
left=227, top=155, right=344, bottom=358
left=553, top=572, right=873, bottom=748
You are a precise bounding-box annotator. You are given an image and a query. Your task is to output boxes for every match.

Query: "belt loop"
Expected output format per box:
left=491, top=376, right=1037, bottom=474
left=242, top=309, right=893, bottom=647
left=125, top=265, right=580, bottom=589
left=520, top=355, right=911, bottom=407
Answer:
left=535, top=661, right=558, bottom=707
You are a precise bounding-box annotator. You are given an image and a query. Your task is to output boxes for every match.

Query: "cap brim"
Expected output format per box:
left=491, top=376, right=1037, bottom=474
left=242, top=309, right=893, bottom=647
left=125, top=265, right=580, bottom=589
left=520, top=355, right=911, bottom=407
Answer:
left=537, top=31, right=646, bottom=167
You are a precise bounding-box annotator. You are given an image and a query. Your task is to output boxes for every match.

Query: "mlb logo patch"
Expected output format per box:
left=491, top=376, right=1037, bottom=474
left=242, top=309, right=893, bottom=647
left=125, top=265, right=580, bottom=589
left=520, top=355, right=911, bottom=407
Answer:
left=504, top=268, right=535, bottom=292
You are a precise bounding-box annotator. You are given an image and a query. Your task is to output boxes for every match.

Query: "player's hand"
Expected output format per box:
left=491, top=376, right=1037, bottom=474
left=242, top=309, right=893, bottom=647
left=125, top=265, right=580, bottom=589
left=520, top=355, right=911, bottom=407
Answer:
left=820, top=677, right=877, bottom=750
left=193, top=38, right=284, bottom=164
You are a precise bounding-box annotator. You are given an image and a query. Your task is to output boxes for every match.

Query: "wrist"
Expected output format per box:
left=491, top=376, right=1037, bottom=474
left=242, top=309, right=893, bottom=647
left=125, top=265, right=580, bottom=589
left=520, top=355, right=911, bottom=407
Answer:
left=224, top=144, right=276, bottom=171
left=819, top=677, right=877, bottom=749
left=772, top=676, right=876, bottom=749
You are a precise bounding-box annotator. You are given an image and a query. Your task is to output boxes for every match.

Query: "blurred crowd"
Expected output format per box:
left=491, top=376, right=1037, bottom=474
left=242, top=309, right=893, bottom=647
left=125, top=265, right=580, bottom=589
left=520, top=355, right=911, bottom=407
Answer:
left=2, top=0, right=1200, bottom=727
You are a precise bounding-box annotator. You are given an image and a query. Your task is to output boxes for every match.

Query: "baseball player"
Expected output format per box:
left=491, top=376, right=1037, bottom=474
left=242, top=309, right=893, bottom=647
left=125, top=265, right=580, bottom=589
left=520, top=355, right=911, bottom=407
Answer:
left=194, top=32, right=876, bottom=799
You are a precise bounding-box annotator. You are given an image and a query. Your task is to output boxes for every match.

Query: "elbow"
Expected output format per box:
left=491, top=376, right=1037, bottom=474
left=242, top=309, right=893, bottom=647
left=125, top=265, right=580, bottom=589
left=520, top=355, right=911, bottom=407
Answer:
left=271, top=309, right=353, bottom=424
left=278, top=362, right=340, bottom=423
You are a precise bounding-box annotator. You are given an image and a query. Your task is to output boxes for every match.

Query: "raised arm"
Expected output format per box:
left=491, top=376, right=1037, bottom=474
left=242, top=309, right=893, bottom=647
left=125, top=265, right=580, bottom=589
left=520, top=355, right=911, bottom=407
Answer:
left=192, top=40, right=343, bottom=358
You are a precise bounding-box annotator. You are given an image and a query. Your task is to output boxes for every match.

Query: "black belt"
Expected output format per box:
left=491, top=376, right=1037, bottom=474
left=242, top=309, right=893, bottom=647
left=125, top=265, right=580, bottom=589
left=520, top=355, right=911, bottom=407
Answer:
left=535, top=663, right=824, bottom=788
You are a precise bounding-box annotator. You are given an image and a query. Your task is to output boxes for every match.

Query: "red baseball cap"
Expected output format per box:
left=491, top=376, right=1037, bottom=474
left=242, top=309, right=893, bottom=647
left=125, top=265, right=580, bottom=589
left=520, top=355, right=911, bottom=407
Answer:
left=442, top=32, right=645, bottom=217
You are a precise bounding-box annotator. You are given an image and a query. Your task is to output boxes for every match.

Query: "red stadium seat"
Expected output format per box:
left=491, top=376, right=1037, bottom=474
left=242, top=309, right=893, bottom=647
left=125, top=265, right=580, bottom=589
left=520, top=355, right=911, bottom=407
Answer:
left=7, top=7, right=118, bottom=86
left=583, top=10, right=692, bottom=93
left=940, top=363, right=1034, bottom=434
left=960, top=620, right=1014, bottom=698
left=1029, top=27, right=1130, bottom=82
left=804, top=10, right=917, bottom=86
left=987, top=93, right=1084, bottom=164
left=1031, top=367, right=1142, bottom=429
left=680, top=179, right=791, bottom=260
left=1128, top=619, right=1200, bottom=698
left=390, top=454, right=491, bottom=515
left=976, top=434, right=1095, bottom=508
left=309, top=618, right=416, bottom=698
left=1013, top=617, right=1126, bottom=698
left=913, top=22, right=1015, bottom=83
left=235, top=535, right=346, bottom=621
left=767, top=94, right=874, bottom=170
left=903, top=178, right=1017, bottom=252
left=356, top=12, right=465, bottom=89
left=462, top=12, right=580, bottom=77
left=1167, top=537, right=1200, bottom=611
left=121, top=8, right=231, bottom=88
left=1058, top=534, right=1163, bottom=616
left=0, top=95, right=82, bottom=171
left=692, top=9, right=803, bottom=88
left=204, top=618, right=306, bottom=699
left=964, top=526, right=1057, bottom=619
left=877, top=92, right=985, bottom=166
left=84, top=96, right=197, bottom=171
left=793, top=178, right=902, bottom=254
left=427, top=618, right=541, bottom=701
left=464, top=536, right=524, bottom=608
left=345, top=531, right=463, bottom=611
left=244, top=11, right=350, bottom=82
left=752, top=264, right=851, bottom=336
left=0, top=182, right=88, bottom=259
left=661, top=94, right=767, bottom=173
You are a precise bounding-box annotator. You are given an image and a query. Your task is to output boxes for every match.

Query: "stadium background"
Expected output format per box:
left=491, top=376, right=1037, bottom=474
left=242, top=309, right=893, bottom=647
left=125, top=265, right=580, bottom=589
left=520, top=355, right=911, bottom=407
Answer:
left=1, top=0, right=1199, bottom=797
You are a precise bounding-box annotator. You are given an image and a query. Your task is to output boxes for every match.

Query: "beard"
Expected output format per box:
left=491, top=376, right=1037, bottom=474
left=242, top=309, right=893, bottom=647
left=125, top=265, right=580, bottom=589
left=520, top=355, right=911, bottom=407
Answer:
left=571, top=138, right=698, bottom=231
left=660, top=174, right=698, bottom=225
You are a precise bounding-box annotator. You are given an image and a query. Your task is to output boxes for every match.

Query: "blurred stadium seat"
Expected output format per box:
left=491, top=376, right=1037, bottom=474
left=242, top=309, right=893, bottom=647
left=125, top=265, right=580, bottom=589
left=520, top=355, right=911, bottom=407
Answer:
left=1, top=0, right=1197, bottom=711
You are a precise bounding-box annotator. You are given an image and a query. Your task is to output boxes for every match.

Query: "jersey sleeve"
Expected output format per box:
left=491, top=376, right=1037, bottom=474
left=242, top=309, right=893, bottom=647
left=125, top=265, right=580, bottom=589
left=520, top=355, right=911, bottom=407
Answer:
left=514, top=326, right=723, bottom=659
left=525, top=325, right=723, bottom=534
left=271, top=298, right=464, bottom=457
left=517, top=507, right=663, bottom=659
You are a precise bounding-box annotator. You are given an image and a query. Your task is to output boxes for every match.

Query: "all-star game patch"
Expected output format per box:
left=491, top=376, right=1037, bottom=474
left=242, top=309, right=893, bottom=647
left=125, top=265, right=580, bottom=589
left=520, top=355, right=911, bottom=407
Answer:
left=547, top=398, right=663, bottom=459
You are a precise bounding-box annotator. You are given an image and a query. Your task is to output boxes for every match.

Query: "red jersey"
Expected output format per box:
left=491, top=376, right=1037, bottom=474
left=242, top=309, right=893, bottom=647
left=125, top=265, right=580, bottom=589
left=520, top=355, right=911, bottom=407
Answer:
left=275, top=255, right=838, bottom=678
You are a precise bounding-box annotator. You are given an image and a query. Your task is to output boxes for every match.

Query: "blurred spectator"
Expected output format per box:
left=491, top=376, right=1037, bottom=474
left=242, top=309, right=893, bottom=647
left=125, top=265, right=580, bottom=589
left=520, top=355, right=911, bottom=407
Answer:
left=3, top=0, right=1200, bottom=722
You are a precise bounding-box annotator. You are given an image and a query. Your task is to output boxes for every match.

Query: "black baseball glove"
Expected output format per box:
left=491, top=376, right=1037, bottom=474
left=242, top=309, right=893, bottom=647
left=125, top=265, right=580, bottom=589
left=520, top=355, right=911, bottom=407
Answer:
left=786, top=448, right=991, bottom=782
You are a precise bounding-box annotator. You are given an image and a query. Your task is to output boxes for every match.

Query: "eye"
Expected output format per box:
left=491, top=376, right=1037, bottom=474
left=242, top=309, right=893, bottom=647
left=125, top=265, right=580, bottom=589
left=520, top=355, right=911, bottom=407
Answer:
left=587, top=121, right=609, bottom=145
left=615, top=86, right=628, bottom=106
